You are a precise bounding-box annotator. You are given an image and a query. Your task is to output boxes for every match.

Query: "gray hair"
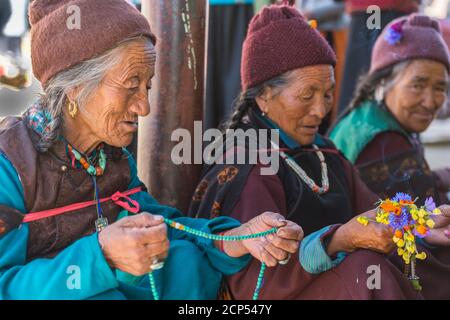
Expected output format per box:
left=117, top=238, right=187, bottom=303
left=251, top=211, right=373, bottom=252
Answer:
left=223, top=71, right=294, bottom=130
left=36, top=35, right=155, bottom=152
left=347, top=60, right=411, bottom=110
left=373, top=60, right=411, bottom=104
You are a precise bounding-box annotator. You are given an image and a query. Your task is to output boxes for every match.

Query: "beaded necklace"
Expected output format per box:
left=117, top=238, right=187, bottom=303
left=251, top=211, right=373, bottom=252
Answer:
left=67, top=143, right=107, bottom=176
left=67, top=141, right=109, bottom=231
left=271, top=141, right=330, bottom=194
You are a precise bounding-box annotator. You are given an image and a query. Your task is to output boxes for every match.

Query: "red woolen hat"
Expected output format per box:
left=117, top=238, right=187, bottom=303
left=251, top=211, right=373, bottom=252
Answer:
left=241, top=5, right=336, bottom=91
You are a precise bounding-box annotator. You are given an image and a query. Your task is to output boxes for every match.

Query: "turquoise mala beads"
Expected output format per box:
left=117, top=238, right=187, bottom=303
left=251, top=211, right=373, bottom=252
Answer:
left=148, top=218, right=278, bottom=300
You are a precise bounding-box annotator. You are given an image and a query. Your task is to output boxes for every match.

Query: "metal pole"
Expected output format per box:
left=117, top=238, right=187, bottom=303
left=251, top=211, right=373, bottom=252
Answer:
left=139, top=0, right=206, bottom=213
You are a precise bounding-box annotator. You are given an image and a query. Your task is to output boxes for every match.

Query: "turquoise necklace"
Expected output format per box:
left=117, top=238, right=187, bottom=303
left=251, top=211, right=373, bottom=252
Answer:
left=67, top=143, right=107, bottom=176
left=67, top=141, right=109, bottom=231
left=149, top=218, right=277, bottom=300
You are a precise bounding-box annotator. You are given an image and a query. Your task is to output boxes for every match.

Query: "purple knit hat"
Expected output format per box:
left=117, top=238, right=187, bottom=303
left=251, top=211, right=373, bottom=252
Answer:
left=241, top=5, right=336, bottom=91
left=370, top=13, right=450, bottom=74
left=29, top=0, right=156, bottom=88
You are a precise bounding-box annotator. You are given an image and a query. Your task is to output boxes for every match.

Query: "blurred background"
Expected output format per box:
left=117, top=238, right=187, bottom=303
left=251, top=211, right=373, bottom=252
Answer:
left=0, top=0, right=449, bottom=167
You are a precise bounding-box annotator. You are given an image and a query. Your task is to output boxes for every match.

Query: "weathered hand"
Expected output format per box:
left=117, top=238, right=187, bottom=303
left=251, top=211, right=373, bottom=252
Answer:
left=98, top=212, right=169, bottom=276
left=221, top=212, right=303, bottom=267
left=330, top=209, right=395, bottom=255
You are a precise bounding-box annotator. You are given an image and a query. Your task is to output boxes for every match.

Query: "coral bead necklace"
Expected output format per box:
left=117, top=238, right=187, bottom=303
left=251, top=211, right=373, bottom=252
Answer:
left=67, top=143, right=106, bottom=176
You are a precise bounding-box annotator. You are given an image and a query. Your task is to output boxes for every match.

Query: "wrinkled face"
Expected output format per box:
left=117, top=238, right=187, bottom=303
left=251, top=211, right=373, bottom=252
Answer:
left=75, top=39, right=155, bottom=147
left=385, top=59, right=449, bottom=133
left=256, top=65, right=335, bottom=146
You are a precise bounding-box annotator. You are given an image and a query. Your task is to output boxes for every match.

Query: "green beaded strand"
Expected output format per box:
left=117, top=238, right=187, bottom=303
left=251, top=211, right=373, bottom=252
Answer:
left=253, top=262, right=266, bottom=300
left=148, top=218, right=278, bottom=300
left=164, top=218, right=277, bottom=241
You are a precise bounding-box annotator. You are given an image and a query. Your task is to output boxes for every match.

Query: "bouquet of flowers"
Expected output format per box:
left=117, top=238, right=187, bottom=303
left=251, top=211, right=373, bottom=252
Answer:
left=357, top=193, right=441, bottom=290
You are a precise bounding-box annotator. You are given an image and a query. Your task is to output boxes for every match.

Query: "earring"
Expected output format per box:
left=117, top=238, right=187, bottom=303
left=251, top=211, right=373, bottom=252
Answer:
left=374, top=86, right=384, bottom=104
left=374, top=81, right=386, bottom=104
left=68, top=101, right=78, bottom=118
left=262, top=112, right=266, bottom=117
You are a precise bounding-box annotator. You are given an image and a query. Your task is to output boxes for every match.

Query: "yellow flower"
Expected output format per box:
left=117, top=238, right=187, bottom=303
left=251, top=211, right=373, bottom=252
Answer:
left=418, top=218, right=426, bottom=225
left=397, top=248, right=405, bottom=256
left=426, top=219, right=435, bottom=228
left=397, top=239, right=405, bottom=248
left=418, top=209, right=426, bottom=218
left=357, top=216, right=369, bottom=226
left=433, top=208, right=442, bottom=215
left=416, top=252, right=427, bottom=260
left=404, top=233, right=414, bottom=242
left=402, top=252, right=411, bottom=264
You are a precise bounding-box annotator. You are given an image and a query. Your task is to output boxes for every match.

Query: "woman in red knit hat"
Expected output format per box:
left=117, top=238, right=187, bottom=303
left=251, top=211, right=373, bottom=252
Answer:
left=189, top=5, right=450, bottom=299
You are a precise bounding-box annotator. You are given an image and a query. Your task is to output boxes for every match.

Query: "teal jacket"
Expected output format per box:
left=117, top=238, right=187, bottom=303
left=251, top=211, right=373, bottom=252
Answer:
left=0, top=151, right=250, bottom=300
left=329, top=100, right=409, bottom=164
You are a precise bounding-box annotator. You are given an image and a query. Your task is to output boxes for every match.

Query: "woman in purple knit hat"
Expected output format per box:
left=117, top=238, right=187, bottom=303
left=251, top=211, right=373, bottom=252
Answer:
left=189, top=6, right=450, bottom=299
left=330, top=14, right=450, bottom=209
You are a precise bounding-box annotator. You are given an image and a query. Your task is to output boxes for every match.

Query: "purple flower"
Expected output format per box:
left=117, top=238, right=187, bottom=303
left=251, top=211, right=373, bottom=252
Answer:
left=424, top=197, right=436, bottom=212
left=390, top=21, right=403, bottom=34
left=392, top=192, right=412, bottom=203
left=389, top=208, right=411, bottom=230
left=384, top=22, right=403, bottom=45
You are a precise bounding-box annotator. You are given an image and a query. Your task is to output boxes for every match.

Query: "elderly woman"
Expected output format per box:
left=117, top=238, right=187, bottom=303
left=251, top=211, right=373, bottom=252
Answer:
left=0, top=0, right=303, bottom=300
left=330, top=14, right=450, bottom=205
left=188, top=5, right=450, bottom=299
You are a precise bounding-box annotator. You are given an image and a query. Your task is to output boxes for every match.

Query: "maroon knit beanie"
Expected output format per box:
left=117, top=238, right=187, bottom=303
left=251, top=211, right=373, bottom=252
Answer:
left=370, top=13, right=450, bottom=74
left=241, top=5, right=336, bottom=91
left=29, top=0, right=156, bottom=87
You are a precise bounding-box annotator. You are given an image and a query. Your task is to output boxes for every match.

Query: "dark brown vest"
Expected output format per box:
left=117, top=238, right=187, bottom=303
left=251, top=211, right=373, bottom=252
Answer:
left=0, top=116, right=131, bottom=261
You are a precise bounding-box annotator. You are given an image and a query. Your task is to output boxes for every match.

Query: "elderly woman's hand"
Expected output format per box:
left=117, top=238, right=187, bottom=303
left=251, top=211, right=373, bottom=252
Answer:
left=98, top=213, right=169, bottom=276
left=327, top=209, right=396, bottom=256
left=219, top=212, right=304, bottom=267
left=423, top=204, right=450, bottom=247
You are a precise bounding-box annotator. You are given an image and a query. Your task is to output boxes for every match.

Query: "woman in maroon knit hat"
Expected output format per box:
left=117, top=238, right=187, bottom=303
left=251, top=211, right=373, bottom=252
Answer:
left=189, top=5, right=450, bottom=299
